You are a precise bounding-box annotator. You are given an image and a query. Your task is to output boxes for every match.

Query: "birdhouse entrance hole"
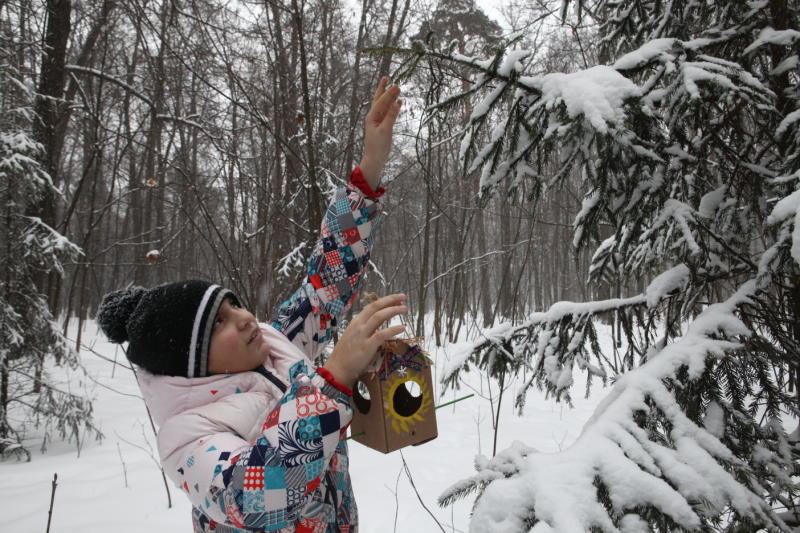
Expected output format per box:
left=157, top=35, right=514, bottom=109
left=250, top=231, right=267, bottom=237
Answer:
left=392, top=379, right=423, bottom=417
left=353, top=380, right=371, bottom=414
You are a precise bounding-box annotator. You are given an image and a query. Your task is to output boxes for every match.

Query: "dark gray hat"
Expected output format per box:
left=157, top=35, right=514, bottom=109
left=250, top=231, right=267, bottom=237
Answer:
left=97, top=280, right=239, bottom=377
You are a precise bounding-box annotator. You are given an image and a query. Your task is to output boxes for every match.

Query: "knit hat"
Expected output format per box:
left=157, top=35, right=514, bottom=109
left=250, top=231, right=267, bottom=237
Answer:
left=97, top=280, right=240, bottom=378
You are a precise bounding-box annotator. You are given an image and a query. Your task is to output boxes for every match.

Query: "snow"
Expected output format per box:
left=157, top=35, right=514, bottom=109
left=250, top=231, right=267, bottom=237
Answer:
left=644, top=264, right=690, bottom=308
left=451, top=52, right=495, bottom=72
left=497, top=49, right=531, bottom=77
left=0, top=319, right=604, bottom=533
left=469, top=84, right=501, bottom=121
left=771, top=55, right=798, bottom=76
left=523, top=66, right=642, bottom=134
left=620, top=514, right=650, bottom=533
left=766, top=188, right=800, bottom=266
left=454, top=280, right=787, bottom=532
left=790, top=424, right=800, bottom=443
left=703, top=401, right=726, bottom=438
left=767, top=188, right=800, bottom=224
left=682, top=37, right=715, bottom=50
left=277, top=242, right=307, bottom=278
left=776, top=108, right=800, bottom=138
left=651, top=199, right=701, bottom=254
left=681, top=61, right=737, bottom=99
left=743, top=27, right=800, bottom=55
left=23, top=216, right=83, bottom=263
left=572, top=190, right=600, bottom=247
left=440, top=321, right=514, bottom=382
left=530, top=296, right=647, bottom=324
left=612, top=38, right=676, bottom=70
left=697, top=185, right=727, bottom=218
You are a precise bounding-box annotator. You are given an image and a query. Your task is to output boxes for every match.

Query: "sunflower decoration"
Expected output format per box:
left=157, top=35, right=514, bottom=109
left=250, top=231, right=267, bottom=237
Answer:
left=382, top=371, right=433, bottom=434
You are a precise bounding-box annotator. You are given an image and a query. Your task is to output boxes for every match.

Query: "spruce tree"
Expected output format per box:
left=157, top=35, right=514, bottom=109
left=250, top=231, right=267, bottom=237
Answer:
left=394, top=0, right=800, bottom=530
left=0, top=59, right=99, bottom=459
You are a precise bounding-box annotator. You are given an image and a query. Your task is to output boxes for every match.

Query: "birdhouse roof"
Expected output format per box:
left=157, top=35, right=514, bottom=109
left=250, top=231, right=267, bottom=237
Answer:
left=375, top=340, right=432, bottom=381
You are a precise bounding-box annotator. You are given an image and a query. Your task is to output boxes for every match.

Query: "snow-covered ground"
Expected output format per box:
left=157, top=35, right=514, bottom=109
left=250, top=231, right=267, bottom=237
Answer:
left=0, top=319, right=610, bottom=533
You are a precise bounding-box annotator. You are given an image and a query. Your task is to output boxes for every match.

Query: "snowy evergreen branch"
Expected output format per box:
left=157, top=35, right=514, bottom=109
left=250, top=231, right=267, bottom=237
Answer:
left=441, top=291, right=650, bottom=405
left=409, top=0, right=800, bottom=530
left=1, top=63, right=98, bottom=457
left=442, top=281, right=793, bottom=531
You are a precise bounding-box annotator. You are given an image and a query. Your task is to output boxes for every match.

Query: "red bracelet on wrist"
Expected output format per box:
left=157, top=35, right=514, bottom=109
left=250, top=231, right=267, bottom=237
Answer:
left=350, top=167, right=385, bottom=198
left=317, top=367, right=353, bottom=397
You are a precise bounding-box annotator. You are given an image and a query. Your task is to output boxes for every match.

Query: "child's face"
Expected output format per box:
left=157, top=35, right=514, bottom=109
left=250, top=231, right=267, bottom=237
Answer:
left=207, top=299, right=269, bottom=374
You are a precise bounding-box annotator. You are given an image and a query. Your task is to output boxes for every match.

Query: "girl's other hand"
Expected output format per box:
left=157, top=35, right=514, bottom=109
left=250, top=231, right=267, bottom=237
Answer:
left=359, top=77, right=402, bottom=189
left=323, top=293, right=407, bottom=388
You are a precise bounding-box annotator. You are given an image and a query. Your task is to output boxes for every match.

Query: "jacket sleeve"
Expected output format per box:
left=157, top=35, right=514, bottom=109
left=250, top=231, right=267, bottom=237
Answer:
left=161, top=360, right=353, bottom=530
left=272, top=170, right=383, bottom=362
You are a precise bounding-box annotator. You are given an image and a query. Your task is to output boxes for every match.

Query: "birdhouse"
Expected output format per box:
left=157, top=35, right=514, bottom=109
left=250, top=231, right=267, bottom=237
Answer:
left=350, top=339, right=438, bottom=453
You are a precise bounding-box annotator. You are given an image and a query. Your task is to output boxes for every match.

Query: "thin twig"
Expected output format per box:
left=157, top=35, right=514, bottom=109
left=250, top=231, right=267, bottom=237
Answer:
left=392, top=464, right=402, bottom=533
left=400, top=451, right=447, bottom=533
left=117, top=442, right=129, bottom=488
left=46, top=473, right=57, bottom=533
left=115, top=427, right=173, bottom=508
left=130, top=362, right=173, bottom=508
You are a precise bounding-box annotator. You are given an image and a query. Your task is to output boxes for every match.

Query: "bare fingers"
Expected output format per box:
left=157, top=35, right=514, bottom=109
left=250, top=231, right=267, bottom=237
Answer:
left=356, top=293, right=406, bottom=333
left=383, top=99, right=402, bottom=129
left=362, top=293, right=406, bottom=314
left=373, top=324, right=406, bottom=343
left=373, top=76, right=389, bottom=105
left=364, top=304, right=407, bottom=334
left=369, top=83, right=401, bottom=122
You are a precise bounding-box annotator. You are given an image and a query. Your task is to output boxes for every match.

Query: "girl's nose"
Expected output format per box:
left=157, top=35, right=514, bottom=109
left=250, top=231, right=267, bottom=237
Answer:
left=235, top=307, right=254, bottom=330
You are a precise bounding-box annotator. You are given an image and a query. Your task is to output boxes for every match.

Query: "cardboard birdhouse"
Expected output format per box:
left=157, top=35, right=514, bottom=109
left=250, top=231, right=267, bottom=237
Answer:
left=350, top=339, right=438, bottom=453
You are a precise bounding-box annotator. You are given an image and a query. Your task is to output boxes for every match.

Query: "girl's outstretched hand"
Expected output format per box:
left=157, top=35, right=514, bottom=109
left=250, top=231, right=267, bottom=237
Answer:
left=359, top=77, right=402, bottom=189
left=323, top=293, right=407, bottom=388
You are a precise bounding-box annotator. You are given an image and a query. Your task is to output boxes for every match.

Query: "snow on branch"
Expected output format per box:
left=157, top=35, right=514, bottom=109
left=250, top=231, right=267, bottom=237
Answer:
left=646, top=199, right=701, bottom=255
left=743, top=27, right=800, bottom=55
left=440, top=280, right=790, bottom=532
left=21, top=215, right=83, bottom=273
left=767, top=187, right=800, bottom=266
left=523, top=66, right=641, bottom=135
left=441, top=264, right=697, bottom=412
left=276, top=242, right=307, bottom=278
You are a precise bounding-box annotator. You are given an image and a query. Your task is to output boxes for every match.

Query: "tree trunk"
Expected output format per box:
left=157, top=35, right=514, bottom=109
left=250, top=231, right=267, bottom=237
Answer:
left=341, top=0, right=371, bottom=176
left=31, top=0, right=72, bottom=321
left=290, top=0, right=322, bottom=232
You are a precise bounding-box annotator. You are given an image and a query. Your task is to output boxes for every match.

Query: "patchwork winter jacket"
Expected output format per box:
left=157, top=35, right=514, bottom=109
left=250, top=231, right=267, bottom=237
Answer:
left=137, top=170, right=383, bottom=532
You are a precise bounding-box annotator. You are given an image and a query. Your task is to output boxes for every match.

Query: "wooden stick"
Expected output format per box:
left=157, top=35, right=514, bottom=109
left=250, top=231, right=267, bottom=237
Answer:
left=345, top=431, right=366, bottom=441
left=435, top=393, right=474, bottom=410
left=46, top=473, right=57, bottom=533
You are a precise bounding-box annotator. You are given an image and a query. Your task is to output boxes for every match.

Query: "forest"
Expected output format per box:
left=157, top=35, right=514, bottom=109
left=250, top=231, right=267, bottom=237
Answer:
left=2, top=0, right=799, bottom=531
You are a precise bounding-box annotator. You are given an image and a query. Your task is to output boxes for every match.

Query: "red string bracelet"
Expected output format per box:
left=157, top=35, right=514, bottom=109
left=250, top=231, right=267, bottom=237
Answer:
left=349, top=167, right=385, bottom=198
left=317, top=367, right=353, bottom=397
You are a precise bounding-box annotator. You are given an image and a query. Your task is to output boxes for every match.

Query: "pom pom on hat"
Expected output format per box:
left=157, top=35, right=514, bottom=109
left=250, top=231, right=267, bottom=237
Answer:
left=97, top=285, right=146, bottom=343
left=96, top=280, right=238, bottom=377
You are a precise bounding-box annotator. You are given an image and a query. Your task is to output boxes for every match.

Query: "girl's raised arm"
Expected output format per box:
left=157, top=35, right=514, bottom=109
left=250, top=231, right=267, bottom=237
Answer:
left=271, top=78, right=401, bottom=361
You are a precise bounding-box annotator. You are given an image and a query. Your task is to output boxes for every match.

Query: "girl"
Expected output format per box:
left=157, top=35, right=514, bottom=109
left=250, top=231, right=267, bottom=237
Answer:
left=97, top=78, right=404, bottom=532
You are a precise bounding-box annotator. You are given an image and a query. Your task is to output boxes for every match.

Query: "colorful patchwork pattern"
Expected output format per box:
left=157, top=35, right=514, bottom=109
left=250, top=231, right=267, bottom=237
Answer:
left=186, top=175, right=378, bottom=533
left=272, top=182, right=382, bottom=362
left=187, top=364, right=355, bottom=532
